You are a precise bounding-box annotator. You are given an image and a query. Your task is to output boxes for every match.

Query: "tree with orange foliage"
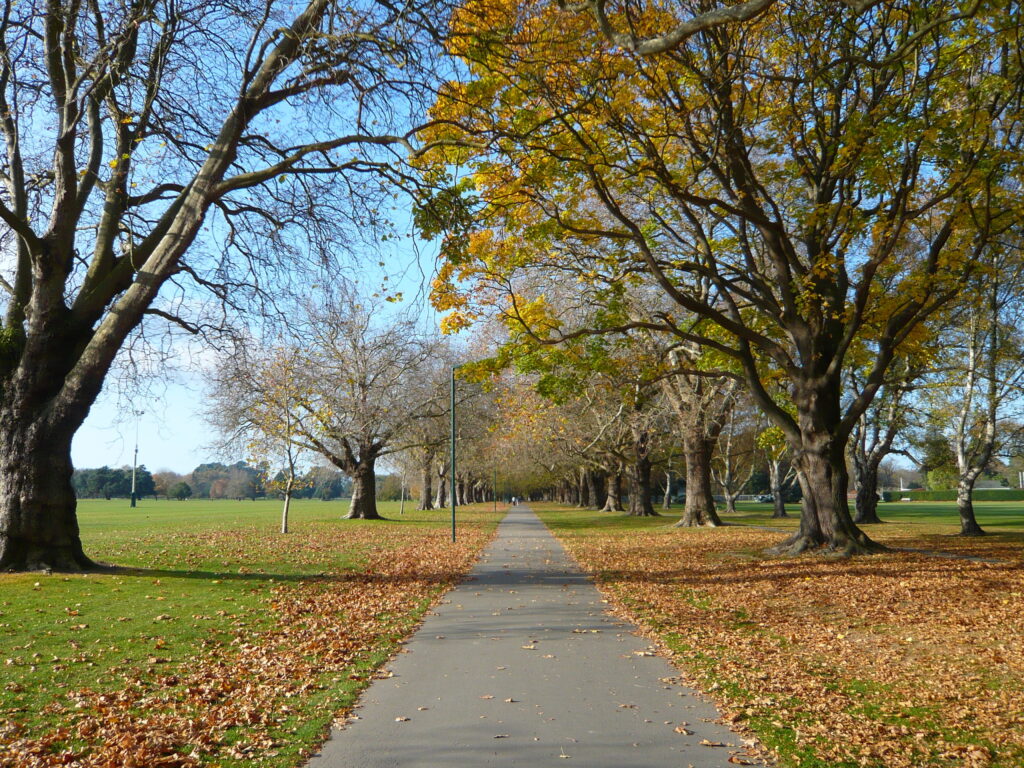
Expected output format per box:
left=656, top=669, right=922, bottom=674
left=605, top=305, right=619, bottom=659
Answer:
left=420, top=0, right=1024, bottom=554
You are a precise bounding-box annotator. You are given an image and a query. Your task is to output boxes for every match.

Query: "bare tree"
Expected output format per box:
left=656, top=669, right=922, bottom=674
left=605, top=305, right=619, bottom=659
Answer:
left=0, top=0, right=453, bottom=570
left=931, top=265, right=1024, bottom=535
left=712, top=394, right=759, bottom=515
left=207, top=344, right=311, bottom=531
left=290, top=290, right=444, bottom=519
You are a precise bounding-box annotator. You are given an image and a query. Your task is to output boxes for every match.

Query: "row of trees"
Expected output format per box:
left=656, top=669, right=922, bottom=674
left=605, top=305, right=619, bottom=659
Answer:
left=420, top=0, right=1024, bottom=552
left=3, top=0, right=1023, bottom=569
left=70, top=461, right=354, bottom=501
left=72, top=466, right=156, bottom=500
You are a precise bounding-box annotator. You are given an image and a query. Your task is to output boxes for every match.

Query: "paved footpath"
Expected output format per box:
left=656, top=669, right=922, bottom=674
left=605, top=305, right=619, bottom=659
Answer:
left=306, top=507, right=761, bottom=767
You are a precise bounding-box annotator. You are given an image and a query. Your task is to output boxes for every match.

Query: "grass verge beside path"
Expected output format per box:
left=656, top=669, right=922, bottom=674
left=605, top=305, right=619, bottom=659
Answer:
left=536, top=502, right=1024, bottom=768
left=1, top=499, right=502, bottom=767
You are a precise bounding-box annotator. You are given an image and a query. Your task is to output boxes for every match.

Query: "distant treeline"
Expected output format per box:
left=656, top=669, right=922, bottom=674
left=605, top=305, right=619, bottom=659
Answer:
left=73, top=462, right=355, bottom=500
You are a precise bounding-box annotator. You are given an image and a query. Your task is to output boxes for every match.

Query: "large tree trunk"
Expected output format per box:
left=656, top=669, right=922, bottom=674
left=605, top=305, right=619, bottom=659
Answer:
left=852, top=462, right=883, bottom=525
left=627, top=454, right=659, bottom=517
left=602, top=470, right=624, bottom=512
left=764, top=373, right=881, bottom=555
left=418, top=453, right=434, bottom=510
left=956, top=475, right=985, bottom=536
left=676, top=432, right=722, bottom=527
left=346, top=459, right=382, bottom=520
left=0, top=416, right=95, bottom=571
left=771, top=436, right=879, bottom=555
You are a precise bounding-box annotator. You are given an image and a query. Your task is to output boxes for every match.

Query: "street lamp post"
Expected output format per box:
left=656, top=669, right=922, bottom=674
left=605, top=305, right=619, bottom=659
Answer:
left=130, top=410, right=143, bottom=508
left=450, top=365, right=457, bottom=542
left=400, top=471, right=406, bottom=515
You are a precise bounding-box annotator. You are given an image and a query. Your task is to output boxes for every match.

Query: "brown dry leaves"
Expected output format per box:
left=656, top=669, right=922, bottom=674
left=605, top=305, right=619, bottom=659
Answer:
left=555, top=524, right=1024, bottom=768
left=0, top=525, right=492, bottom=768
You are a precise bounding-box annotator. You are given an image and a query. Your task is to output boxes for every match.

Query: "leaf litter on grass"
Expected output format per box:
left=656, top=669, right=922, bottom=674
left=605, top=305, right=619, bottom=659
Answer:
left=0, top=519, right=495, bottom=768
left=543, top=513, right=1024, bottom=768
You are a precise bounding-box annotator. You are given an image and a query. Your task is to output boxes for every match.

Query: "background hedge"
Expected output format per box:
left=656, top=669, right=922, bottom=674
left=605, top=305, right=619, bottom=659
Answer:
left=891, top=489, right=1024, bottom=501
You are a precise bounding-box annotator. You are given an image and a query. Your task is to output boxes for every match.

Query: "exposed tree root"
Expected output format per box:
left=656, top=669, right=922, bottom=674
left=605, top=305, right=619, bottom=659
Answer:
left=672, top=518, right=721, bottom=528
left=0, top=537, right=99, bottom=573
left=852, top=512, right=885, bottom=525
left=765, top=531, right=887, bottom=557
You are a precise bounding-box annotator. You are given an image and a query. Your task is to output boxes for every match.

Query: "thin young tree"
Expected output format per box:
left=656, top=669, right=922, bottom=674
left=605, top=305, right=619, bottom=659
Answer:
left=207, top=345, right=310, bottom=532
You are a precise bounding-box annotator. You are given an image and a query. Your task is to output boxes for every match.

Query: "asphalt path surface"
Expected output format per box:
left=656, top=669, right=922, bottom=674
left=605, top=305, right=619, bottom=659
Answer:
left=305, top=506, right=761, bottom=767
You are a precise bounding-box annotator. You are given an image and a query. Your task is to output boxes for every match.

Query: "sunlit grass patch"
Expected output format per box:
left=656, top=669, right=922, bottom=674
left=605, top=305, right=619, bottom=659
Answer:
left=1, top=499, right=501, bottom=767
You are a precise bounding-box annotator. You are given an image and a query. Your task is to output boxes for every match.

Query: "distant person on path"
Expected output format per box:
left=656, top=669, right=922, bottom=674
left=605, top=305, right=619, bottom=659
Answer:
left=511, top=496, right=518, bottom=506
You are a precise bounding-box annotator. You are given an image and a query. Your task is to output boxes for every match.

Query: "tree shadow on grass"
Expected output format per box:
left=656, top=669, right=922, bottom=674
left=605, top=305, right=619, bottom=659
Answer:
left=94, top=564, right=471, bottom=586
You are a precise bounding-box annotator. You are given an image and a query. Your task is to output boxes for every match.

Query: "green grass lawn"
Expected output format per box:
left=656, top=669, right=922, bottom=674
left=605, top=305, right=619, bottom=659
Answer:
left=0, top=498, right=499, bottom=767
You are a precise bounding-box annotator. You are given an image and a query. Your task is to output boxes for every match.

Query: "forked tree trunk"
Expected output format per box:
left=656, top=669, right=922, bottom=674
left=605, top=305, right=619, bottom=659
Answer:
left=346, top=460, right=382, bottom=520
left=722, top=487, right=739, bottom=515
left=677, top=432, right=722, bottom=527
left=602, top=471, right=624, bottom=512
left=0, top=416, right=95, bottom=571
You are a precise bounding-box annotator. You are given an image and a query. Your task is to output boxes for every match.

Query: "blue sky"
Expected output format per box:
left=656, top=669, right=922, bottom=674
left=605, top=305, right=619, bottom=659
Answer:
left=72, top=373, right=216, bottom=474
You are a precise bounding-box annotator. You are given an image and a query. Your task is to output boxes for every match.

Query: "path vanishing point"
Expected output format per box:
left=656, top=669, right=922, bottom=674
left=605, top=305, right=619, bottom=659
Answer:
left=305, top=506, right=764, bottom=767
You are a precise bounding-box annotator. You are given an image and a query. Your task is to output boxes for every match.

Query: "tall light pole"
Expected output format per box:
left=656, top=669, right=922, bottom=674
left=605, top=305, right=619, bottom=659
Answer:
left=130, top=409, right=144, bottom=508
left=450, top=365, right=457, bottom=542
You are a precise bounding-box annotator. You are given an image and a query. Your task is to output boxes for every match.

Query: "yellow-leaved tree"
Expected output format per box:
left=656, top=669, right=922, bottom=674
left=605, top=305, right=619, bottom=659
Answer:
left=419, top=0, right=1024, bottom=554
